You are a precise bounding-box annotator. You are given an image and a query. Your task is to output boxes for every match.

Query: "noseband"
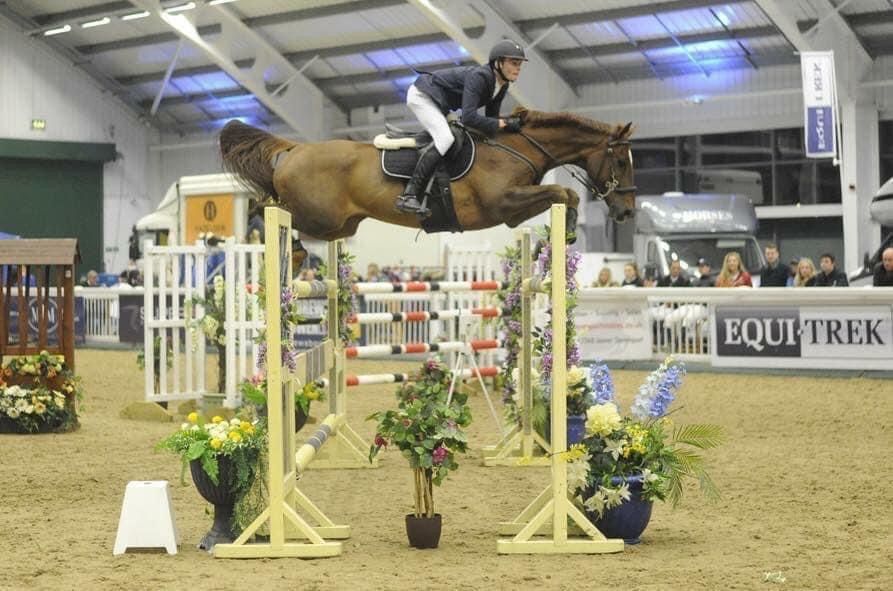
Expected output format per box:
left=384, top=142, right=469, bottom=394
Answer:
left=518, top=132, right=637, bottom=201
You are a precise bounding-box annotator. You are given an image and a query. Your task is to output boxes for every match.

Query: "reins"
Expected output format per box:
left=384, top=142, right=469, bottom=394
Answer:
left=470, top=127, right=636, bottom=200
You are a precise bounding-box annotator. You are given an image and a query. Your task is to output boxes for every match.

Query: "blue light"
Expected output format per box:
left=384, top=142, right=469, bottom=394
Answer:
left=713, top=10, right=731, bottom=27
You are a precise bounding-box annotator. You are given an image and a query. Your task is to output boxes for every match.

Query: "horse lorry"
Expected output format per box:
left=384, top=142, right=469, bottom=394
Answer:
left=580, top=193, right=765, bottom=286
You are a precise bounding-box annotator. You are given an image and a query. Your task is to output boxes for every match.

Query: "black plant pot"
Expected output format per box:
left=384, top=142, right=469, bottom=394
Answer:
left=295, top=405, right=308, bottom=432
left=189, top=457, right=237, bottom=551
left=405, top=513, right=442, bottom=549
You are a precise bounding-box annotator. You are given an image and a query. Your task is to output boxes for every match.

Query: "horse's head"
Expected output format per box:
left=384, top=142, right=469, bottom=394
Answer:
left=585, top=122, right=636, bottom=222
left=513, top=109, right=637, bottom=222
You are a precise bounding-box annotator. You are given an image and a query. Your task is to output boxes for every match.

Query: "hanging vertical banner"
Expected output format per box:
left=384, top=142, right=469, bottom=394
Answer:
left=800, top=51, right=838, bottom=159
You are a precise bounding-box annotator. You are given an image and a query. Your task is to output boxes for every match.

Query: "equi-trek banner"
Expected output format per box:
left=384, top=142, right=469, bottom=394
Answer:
left=712, top=305, right=893, bottom=370
left=800, top=51, right=838, bottom=159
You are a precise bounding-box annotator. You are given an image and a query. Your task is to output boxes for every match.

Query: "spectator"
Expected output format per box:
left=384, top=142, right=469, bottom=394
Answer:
left=621, top=262, right=643, bottom=287
left=365, top=263, right=383, bottom=282
left=794, top=257, right=817, bottom=287
left=760, top=243, right=788, bottom=287
left=657, top=259, right=691, bottom=287
left=715, top=252, right=752, bottom=287
left=85, top=270, right=99, bottom=287
left=642, top=264, right=658, bottom=287
left=786, top=257, right=799, bottom=287
left=592, top=267, right=619, bottom=288
left=812, top=253, right=849, bottom=287
left=120, top=260, right=141, bottom=286
left=874, top=247, right=893, bottom=286
left=694, top=258, right=714, bottom=287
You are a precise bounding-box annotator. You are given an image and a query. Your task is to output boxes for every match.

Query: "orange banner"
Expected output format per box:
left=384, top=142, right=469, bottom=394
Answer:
left=185, top=194, right=234, bottom=243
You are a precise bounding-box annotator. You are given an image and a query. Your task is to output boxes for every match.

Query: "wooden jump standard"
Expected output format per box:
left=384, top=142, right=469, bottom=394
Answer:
left=496, top=204, right=624, bottom=555
left=214, top=207, right=368, bottom=559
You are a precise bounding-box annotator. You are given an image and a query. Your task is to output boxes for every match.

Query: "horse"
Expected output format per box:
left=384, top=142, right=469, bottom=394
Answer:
left=218, top=108, right=636, bottom=242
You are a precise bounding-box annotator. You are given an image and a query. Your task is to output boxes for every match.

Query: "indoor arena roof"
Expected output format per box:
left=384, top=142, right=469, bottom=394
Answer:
left=2, top=0, right=893, bottom=136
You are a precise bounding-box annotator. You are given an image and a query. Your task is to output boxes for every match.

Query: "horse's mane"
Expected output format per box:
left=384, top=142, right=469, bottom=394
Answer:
left=517, top=109, right=615, bottom=136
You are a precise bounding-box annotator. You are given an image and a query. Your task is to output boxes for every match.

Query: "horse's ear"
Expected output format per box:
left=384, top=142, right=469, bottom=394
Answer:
left=618, top=121, right=634, bottom=138
left=512, top=106, right=529, bottom=122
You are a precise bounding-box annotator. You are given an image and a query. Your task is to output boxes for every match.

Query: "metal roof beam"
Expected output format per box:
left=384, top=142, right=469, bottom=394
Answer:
left=515, top=0, right=751, bottom=31
left=406, top=0, right=575, bottom=110
left=31, top=1, right=132, bottom=27
left=129, top=0, right=331, bottom=139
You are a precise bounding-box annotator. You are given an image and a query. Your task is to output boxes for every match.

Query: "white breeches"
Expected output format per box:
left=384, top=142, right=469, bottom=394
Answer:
left=406, top=84, right=454, bottom=156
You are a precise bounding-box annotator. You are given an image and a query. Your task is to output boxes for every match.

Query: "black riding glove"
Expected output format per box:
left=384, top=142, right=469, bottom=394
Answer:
left=503, top=117, right=522, bottom=133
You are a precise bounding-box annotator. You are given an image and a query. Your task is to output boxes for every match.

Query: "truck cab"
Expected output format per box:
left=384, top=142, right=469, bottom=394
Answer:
left=634, top=193, right=765, bottom=284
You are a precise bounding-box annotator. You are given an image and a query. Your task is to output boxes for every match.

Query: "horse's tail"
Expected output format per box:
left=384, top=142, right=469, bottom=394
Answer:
left=218, top=120, right=296, bottom=199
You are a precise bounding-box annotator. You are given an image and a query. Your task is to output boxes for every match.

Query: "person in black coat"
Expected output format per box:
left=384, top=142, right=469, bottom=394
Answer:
left=874, top=247, right=893, bottom=286
left=812, top=253, right=849, bottom=287
left=395, top=39, right=528, bottom=216
left=657, top=260, right=692, bottom=287
left=759, top=242, right=788, bottom=287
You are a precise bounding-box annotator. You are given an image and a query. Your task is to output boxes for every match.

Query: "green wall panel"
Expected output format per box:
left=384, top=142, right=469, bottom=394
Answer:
left=0, top=157, right=103, bottom=274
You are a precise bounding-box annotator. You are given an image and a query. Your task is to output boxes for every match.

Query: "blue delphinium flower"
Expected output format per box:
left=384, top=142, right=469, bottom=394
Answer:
left=590, top=361, right=615, bottom=404
left=631, top=359, right=686, bottom=419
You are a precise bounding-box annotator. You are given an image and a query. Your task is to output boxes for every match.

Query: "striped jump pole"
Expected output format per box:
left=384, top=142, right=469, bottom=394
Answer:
left=348, top=307, right=508, bottom=324
left=344, top=339, right=499, bottom=359
left=496, top=204, right=624, bottom=555
left=315, top=366, right=500, bottom=387
left=354, top=280, right=507, bottom=294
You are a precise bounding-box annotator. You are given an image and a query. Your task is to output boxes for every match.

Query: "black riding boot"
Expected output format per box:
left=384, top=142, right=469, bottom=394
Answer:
left=395, top=146, right=443, bottom=216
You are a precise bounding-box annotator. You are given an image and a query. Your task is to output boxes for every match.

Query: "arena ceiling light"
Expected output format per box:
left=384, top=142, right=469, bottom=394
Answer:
left=164, top=2, right=196, bottom=13
left=43, top=24, right=71, bottom=36
left=121, top=11, right=151, bottom=21
left=81, top=17, right=111, bottom=29
left=208, top=0, right=239, bottom=5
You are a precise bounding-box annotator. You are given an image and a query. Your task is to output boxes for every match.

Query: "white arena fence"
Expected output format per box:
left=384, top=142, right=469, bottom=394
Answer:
left=76, top=272, right=893, bottom=373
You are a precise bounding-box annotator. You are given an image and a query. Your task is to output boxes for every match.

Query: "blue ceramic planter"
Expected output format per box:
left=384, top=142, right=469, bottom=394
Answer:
left=566, top=414, right=586, bottom=445
left=588, top=475, right=653, bottom=544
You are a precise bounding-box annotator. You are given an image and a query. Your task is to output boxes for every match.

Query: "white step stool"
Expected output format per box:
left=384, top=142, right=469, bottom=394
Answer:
left=113, top=480, right=180, bottom=555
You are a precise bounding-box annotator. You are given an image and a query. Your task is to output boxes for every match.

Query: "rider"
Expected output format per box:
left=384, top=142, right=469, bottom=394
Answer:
left=395, top=39, right=528, bottom=216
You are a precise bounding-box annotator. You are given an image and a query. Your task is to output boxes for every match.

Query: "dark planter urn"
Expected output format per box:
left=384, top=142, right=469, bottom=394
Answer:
left=189, top=456, right=238, bottom=551
left=542, top=413, right=587, bottom=446
left=295, top=405, right=309, bottom=432
left=255, top=403, right=309, bottom=433
left=587, top=475, right=653, bottom=544
left=566, top=414, right=586, bottom=445
left=405, top=513, right=442, bottom=549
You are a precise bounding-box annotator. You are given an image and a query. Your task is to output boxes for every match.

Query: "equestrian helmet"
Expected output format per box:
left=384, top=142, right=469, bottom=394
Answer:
left=489, top=39, right=528, bottom=63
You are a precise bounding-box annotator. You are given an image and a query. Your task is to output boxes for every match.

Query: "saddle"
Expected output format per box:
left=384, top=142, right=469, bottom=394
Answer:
left=375, top=123, right=476, bottom=233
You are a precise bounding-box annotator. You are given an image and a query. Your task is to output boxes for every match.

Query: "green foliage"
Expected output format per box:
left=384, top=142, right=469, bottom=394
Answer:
left=367, top=357, right=472, bottom=517
left=238, top=374, right=324, bottom=414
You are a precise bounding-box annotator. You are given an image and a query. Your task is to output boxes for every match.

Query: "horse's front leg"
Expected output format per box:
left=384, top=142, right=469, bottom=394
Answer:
left=502, top=184, right=580, bottom=243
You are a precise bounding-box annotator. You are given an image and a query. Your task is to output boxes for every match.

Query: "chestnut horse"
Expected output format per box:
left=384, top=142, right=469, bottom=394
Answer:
left=218, top=108, right=636, bottom=241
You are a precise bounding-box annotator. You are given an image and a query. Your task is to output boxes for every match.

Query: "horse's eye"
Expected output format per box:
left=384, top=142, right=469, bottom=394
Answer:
left=618, top=158, right=627, bottom=168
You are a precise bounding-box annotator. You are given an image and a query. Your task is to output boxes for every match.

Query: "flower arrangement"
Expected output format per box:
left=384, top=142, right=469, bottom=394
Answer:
left=0, top=351, right=81, bottom=433
left=238, top=372, right=324, bottom=415
left=496, top=243, right=524, bottom=410
left=318, top=248, right=357, bottom=346
left=566, top=358, right=724, bottom=518
left=156, top=412, right=265, bottom=491
left=368, top=357, right=472, bottom=518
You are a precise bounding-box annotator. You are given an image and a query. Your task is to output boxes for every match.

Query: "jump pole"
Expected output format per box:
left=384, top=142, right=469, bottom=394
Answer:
left=214, top=207, right=348, bottom=559
left=496, top=204, right=624, bottom=555
left=481, top=227, right=550, bottom=467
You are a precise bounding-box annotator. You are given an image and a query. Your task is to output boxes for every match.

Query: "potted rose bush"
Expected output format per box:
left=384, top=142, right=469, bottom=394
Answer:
left=368, top=357, right=472, bottom=549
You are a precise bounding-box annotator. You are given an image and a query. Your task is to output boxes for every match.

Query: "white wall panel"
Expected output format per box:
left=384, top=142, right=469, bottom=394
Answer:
left=0, top=16, right=155, bottom=274
left=572, top=63, right=804, bottom=138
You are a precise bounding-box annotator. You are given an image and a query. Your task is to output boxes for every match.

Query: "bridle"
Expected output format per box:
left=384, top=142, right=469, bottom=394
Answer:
left=479, top=128, right=637, bottom=201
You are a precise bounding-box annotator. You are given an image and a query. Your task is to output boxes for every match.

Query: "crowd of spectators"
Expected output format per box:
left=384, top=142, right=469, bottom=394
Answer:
left=591, top=242, right=892, bottom=289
